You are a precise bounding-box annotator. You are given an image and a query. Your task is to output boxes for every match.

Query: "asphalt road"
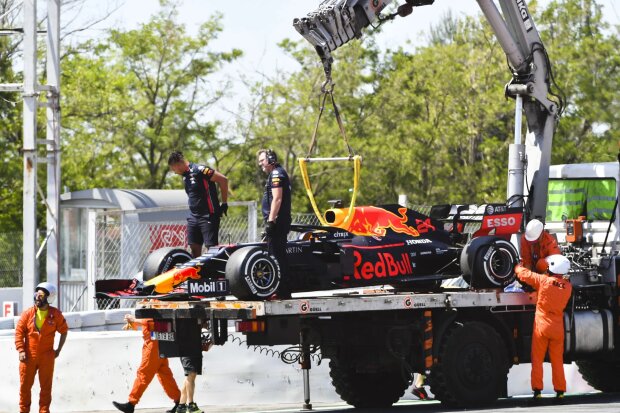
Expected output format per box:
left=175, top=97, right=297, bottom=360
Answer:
left=85, top=392, right=620, bottom=413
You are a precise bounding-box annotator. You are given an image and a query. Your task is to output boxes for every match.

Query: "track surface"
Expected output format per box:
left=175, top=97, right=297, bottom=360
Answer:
left=84, top=392, right=620, bottom=413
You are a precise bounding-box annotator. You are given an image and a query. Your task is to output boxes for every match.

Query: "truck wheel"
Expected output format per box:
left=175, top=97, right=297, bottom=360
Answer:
left=143, top=247, right=192, bottom=281
left=460, top=236, right=517, bottom=288
left=329, top=357, right=408, bottom=408
left=225, top=246, right=281, bottom=300
left=430, top=321, right=509, bottom=407
left=576, top=360, right=620, bottom=392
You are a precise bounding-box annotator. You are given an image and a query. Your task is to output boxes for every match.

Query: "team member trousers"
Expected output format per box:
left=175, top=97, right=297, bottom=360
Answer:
left=19, top=352, right=55, bottom=413
left=531, top=317, right=566, bottom=392
left=128, top=328, right=181, bottom=405
left=268, top=218, right=291, bottom=293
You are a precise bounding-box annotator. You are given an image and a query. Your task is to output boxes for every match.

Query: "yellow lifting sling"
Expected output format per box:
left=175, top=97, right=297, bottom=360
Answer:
left=298, top=79, right=362, bottom=228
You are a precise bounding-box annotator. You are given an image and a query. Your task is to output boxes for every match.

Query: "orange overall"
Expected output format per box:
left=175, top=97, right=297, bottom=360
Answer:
left=520, top=231, right=561, bottom=273
left=15, top=306, right=68, bottom=413
left=128, top=321, right=181, bottom=405
left=515, top=265, right=572, bottom=392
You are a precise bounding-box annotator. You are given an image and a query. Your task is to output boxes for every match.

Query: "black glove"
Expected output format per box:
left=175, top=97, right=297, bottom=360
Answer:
left=265, top=220, right=276, bottom=237
left=220, top=203, right=228, bottom=217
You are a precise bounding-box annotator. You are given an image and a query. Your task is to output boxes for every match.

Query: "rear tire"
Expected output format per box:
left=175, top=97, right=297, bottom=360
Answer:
left=576, top=360, right=620, bottom=392
left=329, top=357, right=408, bottom=408
left=429, top=321, right=509, bottom=407
left=143, top=247, right=192, bottom=281
left=225, top=246, right=281, bottom=300
left=460, top=236, right=517, bottom=288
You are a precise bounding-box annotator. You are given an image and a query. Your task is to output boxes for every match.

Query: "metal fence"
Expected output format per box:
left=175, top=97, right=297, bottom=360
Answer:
left=0, top=231, right=22, bottom=288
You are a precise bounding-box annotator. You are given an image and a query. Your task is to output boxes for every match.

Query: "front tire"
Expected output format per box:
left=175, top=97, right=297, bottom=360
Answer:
left=460, top=236, right=517, bottom=288
left=429, top=321, right=509, bottom=407
left=225, top=246, right=281, bottom=300
left=329, top=357, right=408, bottom=408
left=143, top=247, right=192, bottom=281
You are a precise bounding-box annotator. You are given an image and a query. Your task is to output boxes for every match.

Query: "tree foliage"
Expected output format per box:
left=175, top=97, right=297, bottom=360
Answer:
left=231, top=0, right=619, bottom=211
left=0, top=0, right=618, bottom=233
left=0, top=0, right=25, bottom=231
left=61, top=2, right=241, bottom=191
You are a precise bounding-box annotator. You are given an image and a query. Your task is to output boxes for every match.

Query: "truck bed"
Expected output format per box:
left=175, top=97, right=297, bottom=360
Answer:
left=135, top=289, right=537, bottom=321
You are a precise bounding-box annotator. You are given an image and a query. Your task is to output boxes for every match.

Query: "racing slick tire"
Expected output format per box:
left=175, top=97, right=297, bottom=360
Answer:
left=225, top=246, right=281, bottom=300
left=460, top=236, right=517, bottom=289
left=429, top=321, right=509, bottom=407
left=143, top=247, right=192, bottom=281
left=328, top=357, right=408, bottom=408
left=576, top=359, right=620, bottom=392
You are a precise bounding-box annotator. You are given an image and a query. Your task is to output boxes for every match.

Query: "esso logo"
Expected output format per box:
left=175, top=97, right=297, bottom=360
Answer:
left=486, top=217, right=516, bottom=227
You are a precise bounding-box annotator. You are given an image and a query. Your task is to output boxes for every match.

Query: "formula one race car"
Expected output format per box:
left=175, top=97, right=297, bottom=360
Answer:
left=96, top=203, right=522, bottom=302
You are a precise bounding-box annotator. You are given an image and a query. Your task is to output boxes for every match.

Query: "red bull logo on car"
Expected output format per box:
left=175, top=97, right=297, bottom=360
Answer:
left=345, top=249, right=413, bottom=281
left=337, top=206, right=424, bottom=237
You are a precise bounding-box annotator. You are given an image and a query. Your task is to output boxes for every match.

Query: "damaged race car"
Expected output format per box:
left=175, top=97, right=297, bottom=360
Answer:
left=96, top=203, right=522, bottom=302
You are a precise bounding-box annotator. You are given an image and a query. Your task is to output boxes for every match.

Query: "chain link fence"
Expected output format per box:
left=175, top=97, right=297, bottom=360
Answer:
left=0, top=231, right=22, bottom=288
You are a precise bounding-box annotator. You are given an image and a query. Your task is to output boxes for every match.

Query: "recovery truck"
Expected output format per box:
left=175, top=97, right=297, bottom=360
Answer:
left=135, top=0, right=620, bottom=408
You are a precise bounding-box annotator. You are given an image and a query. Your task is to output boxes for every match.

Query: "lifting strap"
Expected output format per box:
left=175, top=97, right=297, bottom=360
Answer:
left=298, top=75, right=361, bottom=228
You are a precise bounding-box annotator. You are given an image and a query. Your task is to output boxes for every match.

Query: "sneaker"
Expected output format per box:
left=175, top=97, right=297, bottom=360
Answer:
left=553, top=391, right=565, bottom=405
left=112, top=401, right=135, bottom=413
left=187, top=402, right=204, bottom=413
left=176, top=404, right=188, bottom=413
left=411, top=386, right=429, bottom=400
left=166, top=402, right=180, bottom=413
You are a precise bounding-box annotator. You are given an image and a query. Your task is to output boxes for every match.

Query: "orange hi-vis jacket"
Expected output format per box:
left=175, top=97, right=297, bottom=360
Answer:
left=15, top=306, right=68, bottom=358
left=520, top=231, right=561, bottom=272
left=515, top=265, right=572, bottom=392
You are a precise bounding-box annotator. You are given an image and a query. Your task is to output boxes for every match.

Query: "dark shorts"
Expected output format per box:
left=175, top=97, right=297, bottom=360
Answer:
left=181, top=356, right=203, bottom=376
left=187, top=215, right=220, bottom=247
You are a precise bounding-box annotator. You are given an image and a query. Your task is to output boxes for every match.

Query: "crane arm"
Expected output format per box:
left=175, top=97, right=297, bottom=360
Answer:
left=295, top=0, right=564, bottom=221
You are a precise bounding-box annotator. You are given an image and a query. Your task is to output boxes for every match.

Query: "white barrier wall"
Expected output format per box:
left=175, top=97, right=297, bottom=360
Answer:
left=0, top=310, right=595, bottom=413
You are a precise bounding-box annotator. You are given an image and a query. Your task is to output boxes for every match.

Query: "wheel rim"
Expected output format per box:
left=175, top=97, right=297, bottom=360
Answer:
left=456, top=342, right=494, bottom=388
left=487, top=247, right=514, bottom=282
left=250, top=258, right=277, bottom=291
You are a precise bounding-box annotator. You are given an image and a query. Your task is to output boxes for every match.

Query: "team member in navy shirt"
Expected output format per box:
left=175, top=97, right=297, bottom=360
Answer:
left=168, top=151, right=229, bottom=258
left=257, top=149, right=292, bottom=298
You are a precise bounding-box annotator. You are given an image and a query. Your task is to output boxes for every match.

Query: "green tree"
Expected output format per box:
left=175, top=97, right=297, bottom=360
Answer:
left=0, top=0, right=25, bottom=232
left=230, top=0, right=619, bottom=214
left=226, top=37, right=382, bottom=213
left=61, top=3, right=241, bottom=190
left=536, top=0, right=620, bottom=164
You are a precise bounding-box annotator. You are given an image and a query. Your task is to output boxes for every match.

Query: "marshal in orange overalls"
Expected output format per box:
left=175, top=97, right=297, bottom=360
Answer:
left=15, top=306, right=68, bottom=413
left=520, top=231, right=561, bottom=273
left=515, top=265, right=572, bottom=392
left=127, top=319, right=181, bottom=406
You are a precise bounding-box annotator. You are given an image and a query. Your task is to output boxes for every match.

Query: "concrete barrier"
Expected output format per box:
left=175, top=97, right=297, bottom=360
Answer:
left=0, top=328, right=595, bottom=413
left=0, top=317, right=13, bottom=330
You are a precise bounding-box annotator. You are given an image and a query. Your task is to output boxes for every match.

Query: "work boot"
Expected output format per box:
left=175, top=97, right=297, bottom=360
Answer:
left=166, top=402, right=180, bottom=413
left=112, top=401, right=135, bottom=413
left=528, top=390, right=542, bottom=406
left=553, top=391, right=565, bottom=405
left=187, top=402, right=204, bottom=413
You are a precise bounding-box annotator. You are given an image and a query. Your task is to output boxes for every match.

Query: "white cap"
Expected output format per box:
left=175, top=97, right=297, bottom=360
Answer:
left=525, top=219, right=544, bottom=241
left=546, top=254, right=571, bottom=275
left=36, top=282, right=57, bottom=305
